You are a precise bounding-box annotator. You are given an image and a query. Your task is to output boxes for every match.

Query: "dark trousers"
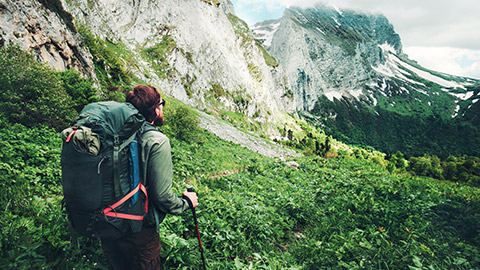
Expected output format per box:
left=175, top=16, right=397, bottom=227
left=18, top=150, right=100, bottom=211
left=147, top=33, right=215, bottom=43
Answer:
left=101, top=227, right=161, bottom=270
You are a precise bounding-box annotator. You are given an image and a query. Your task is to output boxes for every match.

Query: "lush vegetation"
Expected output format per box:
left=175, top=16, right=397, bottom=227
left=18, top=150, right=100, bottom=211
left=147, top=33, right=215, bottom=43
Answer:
left=0, top=45, right=93, bottom=130
left=1, top=43, right=480, bottom=269
left=77, top=24, right=137, bottom=96
left=1, top=117, right=479, bottom=269
left=307, top=96, right=480, bottom=158
left=406, top=154, right=480, bottom=187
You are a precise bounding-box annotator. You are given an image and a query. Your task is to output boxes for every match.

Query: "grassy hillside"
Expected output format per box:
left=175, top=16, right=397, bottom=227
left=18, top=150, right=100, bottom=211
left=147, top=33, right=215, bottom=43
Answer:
left=1, top=114, right=479, bottom=269
left=1, top=43, right=479, bottom=269
left=307, top=96, right=480, bottom=158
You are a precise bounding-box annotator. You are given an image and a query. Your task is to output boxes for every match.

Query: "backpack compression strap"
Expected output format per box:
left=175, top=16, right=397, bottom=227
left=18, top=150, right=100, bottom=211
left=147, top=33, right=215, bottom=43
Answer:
left=102, top=183, right=148, bottom=220
left=113, top=132, right=138, bottom=197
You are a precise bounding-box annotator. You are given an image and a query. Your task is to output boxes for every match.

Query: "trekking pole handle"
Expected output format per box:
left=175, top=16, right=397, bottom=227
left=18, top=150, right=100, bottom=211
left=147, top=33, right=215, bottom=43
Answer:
left=183, top=186, right=195, bottom=209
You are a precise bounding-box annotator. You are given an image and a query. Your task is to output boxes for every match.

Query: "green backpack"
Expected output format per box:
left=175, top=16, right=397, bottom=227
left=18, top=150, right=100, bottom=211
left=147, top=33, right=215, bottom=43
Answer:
left=61, top=101, right=149, bottom=240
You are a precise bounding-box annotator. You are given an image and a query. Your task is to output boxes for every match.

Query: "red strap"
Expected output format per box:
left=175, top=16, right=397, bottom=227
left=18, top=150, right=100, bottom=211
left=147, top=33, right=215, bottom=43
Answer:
left=104, top=212, right=145, bottom=220
left=66, top=127, right=77, bottom=143
left=102, top=183, right=148, bottom=220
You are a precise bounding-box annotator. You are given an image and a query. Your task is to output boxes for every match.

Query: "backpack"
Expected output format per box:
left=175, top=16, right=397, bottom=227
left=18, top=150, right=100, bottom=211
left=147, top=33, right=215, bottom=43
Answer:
left=61, top=101, right=150, bottom=240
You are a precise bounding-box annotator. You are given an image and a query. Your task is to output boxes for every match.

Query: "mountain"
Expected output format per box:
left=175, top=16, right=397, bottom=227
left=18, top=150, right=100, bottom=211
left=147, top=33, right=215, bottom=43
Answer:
left=252, top=3, right=480, bottom=157
left=0, top=0, right=296, bottom=137
left=2, top=0, right=480, bottom=157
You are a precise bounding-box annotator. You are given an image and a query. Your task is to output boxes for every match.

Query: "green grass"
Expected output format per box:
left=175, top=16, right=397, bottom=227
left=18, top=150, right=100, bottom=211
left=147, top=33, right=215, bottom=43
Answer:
left=142, top=35, right=178, bottom=79
left=255, top=39, right=279, bottom=67
left=77, top=24, right=137, bottom=92
left=1, top=112, right=479, bottom=269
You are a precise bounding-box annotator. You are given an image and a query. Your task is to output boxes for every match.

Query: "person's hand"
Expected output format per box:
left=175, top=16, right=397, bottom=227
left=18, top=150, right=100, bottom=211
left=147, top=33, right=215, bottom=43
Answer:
left=183, top=190, right=199, bottom=208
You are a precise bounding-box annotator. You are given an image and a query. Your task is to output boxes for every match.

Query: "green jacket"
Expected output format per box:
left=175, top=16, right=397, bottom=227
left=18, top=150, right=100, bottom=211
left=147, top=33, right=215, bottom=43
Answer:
left=139, top=124, right=190, bottom=229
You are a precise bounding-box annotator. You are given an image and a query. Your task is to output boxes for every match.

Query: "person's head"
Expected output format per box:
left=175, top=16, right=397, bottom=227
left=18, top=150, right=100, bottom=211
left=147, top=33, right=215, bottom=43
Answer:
left=126, top=85, right=165, bottom=126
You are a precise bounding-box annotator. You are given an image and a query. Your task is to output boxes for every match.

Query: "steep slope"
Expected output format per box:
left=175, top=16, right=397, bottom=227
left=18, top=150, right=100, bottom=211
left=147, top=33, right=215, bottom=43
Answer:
left=0, top=0, right=298, bottom=137
left=253, top=4, right=480, bottom=156
left=60, top=0, right=295, bottom=136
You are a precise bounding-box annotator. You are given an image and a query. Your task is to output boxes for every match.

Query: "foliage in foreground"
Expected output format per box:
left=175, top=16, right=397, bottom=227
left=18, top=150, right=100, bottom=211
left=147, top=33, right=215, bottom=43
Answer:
left=0, top=45, right=103, bottom=131
left=1, top=118, right=479, bottom=269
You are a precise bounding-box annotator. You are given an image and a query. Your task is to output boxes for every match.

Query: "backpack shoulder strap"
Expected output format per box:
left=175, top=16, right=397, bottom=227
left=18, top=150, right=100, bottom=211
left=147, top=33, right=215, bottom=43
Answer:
left=113, top=131, right=138, bottom=197
left=141, top=124, right=159, bottom=135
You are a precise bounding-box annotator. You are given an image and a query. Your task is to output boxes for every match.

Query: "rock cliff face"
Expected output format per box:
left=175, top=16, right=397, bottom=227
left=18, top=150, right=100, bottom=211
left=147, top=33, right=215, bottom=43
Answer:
left=0, top=0, right=96, bottom=79
left=253, top=4, right=480, bottom=156
left=253, top=4, right=405, bottom=111
left=60, top=0, right=295, bottom=132
left=0, top=0, right=295, bottom=136
left=253, top=4, right=478, bottom=114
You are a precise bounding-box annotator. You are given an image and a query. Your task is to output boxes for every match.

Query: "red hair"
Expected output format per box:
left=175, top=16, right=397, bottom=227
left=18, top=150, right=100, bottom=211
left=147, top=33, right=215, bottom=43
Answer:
left=126, top=85, right=161, bottom=123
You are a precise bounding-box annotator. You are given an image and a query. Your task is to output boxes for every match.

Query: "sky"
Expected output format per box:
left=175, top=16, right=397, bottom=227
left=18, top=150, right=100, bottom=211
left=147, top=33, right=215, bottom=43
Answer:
left=230, top=0, right=480, bottom=80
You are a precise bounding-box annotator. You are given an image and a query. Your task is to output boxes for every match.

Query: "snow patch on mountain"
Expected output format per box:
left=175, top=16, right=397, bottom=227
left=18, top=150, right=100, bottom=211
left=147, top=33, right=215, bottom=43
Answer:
left=395, top=58, right=466, bottom=89
left=372, top=54, right=426, bottom=87
left=447, top=90, right=475, bottom=100
left=250, top=21, right=281, bottom=48
left=325, top=91, right=343, bottom=102
left=373, top=43, right=468, bottom=91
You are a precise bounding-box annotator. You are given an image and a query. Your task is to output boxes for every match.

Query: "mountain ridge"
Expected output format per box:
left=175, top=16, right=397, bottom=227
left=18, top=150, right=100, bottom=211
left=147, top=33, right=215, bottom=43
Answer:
left=252, top=3, right=480, bottom=156
left=1, top=0, right=479, bottom=156
left=60, top=0, right=297, bottom=136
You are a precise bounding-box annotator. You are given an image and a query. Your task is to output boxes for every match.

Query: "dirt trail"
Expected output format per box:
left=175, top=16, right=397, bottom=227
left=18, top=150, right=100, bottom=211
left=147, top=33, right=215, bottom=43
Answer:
left=196, top=110, right=301, bottom=158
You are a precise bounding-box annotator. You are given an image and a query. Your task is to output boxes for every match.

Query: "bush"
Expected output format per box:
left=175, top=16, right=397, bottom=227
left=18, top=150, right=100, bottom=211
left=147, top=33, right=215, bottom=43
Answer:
left=58, top=69, right=100, bottom=112
left=408, top=154, right=443, bottom=179
left=386, top=151, right=407, bottom=173
left=162, top=101, right=205, bottom=144
left=371, top=155, right=388, bottom=168
left=0, top=45, right=76, bottom=130
left=441, top=155, right=480, bottom=186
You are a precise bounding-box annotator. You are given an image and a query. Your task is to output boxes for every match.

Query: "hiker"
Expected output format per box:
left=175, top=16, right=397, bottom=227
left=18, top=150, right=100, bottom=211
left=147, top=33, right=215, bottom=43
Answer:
left=100, top=85, right=199, bottom=269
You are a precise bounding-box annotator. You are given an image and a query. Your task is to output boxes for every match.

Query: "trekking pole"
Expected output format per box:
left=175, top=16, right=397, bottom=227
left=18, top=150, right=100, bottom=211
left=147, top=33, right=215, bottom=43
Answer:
left=183, top=186, right=207, bottom=270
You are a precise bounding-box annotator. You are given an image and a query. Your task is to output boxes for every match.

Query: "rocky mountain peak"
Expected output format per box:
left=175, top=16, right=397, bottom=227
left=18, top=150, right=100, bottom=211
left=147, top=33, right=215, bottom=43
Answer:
left=253, top=4, right=480, bottom=156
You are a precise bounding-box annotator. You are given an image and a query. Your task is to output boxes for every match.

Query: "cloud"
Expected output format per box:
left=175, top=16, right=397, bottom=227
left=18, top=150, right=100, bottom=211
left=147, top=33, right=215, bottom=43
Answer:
left=404, top=46, right=480, bottom=79
left=232, top=0, right=480, bottom=79
left=325, top=0, right=480, bottom=50
left=239, top=0, right=480, bottom=49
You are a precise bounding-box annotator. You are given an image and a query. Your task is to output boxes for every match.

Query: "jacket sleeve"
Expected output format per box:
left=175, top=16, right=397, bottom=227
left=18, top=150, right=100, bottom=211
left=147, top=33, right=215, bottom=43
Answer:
left=146, top=137, right=190, bottom=215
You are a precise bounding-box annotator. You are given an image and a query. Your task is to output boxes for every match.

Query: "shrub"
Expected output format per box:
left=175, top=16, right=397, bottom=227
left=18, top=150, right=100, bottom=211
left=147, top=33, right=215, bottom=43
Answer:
left=0, top=45, right=76, bottom=130
left=408, top=154, right=443, bottom=180
left=386, top=151, right=407, bottom=172
left=162, top=101, right=205, bottom=144
left=209, top=82, right=225, bottom=98
left=77, top=24, right=133, bottom=90
left=371, top=155, right=388, bottom=168
left=58, top=69, right=100, bottom=112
